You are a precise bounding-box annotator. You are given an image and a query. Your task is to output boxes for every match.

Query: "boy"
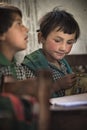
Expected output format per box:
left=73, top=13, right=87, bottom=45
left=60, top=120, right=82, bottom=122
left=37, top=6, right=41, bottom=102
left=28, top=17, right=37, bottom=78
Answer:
left=23, top=8, right=80, bottom=97
left=0, top=3, right=52, bottom=130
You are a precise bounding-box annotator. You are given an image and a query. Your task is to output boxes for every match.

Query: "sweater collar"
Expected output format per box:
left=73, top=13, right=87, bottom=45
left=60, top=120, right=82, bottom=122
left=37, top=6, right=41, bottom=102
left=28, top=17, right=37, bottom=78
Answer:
left=0, top=52, right=16, bottom=66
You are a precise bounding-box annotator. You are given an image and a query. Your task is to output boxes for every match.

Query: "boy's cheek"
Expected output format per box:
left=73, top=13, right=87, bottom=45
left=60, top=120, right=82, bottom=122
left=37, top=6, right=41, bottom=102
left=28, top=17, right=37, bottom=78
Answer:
left=65, top=46, right=73, bottom=54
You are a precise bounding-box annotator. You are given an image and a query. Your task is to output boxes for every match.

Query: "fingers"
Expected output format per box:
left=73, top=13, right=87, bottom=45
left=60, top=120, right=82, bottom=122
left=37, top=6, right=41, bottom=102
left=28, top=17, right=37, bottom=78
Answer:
left=61, top=73, right=77, bottom=88
left=68, top=73, right=76, bottom=78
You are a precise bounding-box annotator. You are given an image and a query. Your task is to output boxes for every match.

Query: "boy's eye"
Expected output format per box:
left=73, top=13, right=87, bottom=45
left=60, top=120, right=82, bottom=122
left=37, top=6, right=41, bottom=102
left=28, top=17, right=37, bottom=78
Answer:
left=18, top=22, right=22, bottom=25
left=54, top=39, right=62, bottom=42
left=67, top=41, right=75, bottom=44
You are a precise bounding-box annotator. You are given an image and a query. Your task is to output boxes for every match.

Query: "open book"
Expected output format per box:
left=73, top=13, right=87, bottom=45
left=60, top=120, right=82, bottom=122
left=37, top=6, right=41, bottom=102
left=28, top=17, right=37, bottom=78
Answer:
left=50, top=93, right=87, bottom=107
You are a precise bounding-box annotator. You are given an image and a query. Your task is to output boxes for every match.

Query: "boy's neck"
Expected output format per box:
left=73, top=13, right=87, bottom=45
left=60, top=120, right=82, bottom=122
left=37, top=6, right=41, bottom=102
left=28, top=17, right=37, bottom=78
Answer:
left=0, top=47, right=15, bottom=62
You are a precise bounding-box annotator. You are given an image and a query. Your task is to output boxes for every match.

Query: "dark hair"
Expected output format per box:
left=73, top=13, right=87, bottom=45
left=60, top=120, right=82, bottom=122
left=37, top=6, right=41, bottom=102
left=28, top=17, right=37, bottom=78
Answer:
left=0, top=3, right=22, bottom=35
left=39, top=8, right=80, bottom=40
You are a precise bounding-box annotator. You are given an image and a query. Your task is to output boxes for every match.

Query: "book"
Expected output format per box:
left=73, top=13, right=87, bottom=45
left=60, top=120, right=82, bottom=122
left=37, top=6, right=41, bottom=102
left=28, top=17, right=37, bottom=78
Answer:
left=50, top=93, right=87, bottom=107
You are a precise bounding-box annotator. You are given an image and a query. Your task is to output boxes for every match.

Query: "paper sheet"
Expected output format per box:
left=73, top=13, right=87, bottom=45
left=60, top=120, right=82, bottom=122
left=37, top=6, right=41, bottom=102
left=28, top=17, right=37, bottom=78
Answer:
left=50, top=93, right=87, bottom=107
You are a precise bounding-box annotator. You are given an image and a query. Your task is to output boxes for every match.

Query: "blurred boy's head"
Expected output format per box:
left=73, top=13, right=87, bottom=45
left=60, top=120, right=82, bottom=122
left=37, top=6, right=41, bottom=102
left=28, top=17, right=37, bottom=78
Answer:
left=0, top=3, right=28, bottom=53
left=0, top=3, right=22, bottom=35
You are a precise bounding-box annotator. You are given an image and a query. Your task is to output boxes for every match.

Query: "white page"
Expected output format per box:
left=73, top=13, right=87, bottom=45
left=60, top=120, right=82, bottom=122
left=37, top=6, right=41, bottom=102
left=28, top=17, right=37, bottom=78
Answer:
left=50, top=93, right=87, bottom=107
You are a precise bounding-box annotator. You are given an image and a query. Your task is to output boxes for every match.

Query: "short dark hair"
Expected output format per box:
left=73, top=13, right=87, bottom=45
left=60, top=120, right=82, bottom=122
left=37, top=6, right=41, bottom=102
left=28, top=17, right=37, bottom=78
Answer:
left=39, top=7, right=80, bottom=41
left=0, top=3, right=22, bottom=35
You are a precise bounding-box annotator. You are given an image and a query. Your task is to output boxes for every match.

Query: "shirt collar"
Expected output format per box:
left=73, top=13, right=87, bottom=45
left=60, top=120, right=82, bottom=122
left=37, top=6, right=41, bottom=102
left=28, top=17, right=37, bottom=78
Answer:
left=0, top=52, right=16, bottom=66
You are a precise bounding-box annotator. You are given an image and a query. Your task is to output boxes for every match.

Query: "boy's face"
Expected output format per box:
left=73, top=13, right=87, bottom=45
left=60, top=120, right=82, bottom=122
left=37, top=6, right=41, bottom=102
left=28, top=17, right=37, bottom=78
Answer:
left=42, top=27, right=76, bottom=62
left=2, top=13, right=28, bottom=52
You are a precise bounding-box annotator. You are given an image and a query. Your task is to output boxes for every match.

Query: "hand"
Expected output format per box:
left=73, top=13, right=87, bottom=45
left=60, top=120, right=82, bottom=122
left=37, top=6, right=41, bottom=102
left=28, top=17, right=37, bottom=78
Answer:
left=53, top=73, right=77, bottom=91
left=3, top=75, right=16, bottom=83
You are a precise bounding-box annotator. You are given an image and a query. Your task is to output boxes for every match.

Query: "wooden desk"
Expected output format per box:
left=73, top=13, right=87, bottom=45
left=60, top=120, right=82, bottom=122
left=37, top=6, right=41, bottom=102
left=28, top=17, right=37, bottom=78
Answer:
left=50, top=93, right=87, bottom=130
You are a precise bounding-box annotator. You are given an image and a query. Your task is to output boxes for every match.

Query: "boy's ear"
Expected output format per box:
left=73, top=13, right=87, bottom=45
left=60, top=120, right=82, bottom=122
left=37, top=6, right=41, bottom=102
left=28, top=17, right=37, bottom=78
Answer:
left=0, top=34, right=6, bottom=41
left=38, top=32, right=42, bottom=43
left=38, top=32, right=45, bottom=44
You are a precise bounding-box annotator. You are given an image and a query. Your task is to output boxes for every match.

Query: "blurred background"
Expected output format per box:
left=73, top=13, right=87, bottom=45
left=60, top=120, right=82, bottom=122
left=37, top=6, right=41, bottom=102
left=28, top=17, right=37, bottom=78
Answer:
left=0, top=0, right=87, bottom=63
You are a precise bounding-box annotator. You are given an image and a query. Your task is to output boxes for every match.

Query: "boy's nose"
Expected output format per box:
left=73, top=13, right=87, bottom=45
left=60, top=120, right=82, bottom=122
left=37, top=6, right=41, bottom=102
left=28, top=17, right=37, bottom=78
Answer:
left=26, top=27, right=29, bottom=33
left=60, top=42, right=66, bottom=51
left=23, top=25, right=29, bottom=33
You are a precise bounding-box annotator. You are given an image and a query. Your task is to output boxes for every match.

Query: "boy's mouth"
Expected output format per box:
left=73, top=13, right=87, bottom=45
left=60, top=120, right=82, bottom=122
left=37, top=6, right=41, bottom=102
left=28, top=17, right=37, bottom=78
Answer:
left=24, top=35, right=28, bottom=41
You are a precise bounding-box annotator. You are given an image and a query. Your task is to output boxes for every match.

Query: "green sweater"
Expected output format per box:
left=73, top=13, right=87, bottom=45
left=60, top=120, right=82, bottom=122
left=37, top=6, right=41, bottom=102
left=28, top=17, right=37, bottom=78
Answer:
left=23, top=49, right=72, bottom=74
left=23, top=49, right=72, bottom=98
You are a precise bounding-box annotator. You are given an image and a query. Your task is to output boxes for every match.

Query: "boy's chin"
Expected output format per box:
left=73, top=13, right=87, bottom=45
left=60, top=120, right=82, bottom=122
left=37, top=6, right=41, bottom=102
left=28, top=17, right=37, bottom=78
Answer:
left=21, top=45, right=27, bottom=50
left=17, top=48, right=26, bottom=52
left=56, top=56, right=64, bottom=60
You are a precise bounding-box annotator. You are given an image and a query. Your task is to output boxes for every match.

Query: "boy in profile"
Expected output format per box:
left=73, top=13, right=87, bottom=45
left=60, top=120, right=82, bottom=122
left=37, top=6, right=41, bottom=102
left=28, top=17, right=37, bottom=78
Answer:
left=0, top=3, right=52, bottom=130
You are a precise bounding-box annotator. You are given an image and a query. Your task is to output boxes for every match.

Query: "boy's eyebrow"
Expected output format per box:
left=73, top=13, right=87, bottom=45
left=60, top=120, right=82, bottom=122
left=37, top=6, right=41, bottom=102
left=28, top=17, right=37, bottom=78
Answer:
left=55, top=36, right=63, bottom=39
left=55, top=36, right=75, bottom=41
left=68, top=39, right=76, bottom=41
left=15, top=18, right=22, bottom=22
